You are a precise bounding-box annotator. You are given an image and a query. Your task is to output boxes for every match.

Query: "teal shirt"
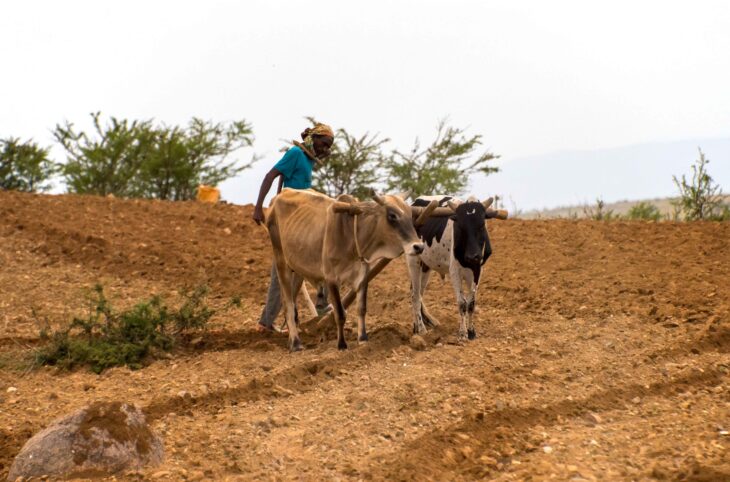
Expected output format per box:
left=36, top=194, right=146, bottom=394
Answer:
left=273, top=146, right=314, bottom=189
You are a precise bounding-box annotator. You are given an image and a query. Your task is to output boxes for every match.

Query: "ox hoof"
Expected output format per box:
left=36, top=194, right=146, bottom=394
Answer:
left=289, top=338, right=303, bottom=352
left=413, top=323, right=428, bottom=335
left=338, top=339, right=348, bottom=351
left=467, top=328, right=477, bottom=340
left=358, top=333, right=369, bottom=343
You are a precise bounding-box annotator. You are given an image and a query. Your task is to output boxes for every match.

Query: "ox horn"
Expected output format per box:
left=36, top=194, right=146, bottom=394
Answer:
left=482, top=197, right=494, bottom=210
left=485, top=209, right=509, bottom=220
left=395, top=190, right=411, bottom=201
left=413, top=199, right=438, bottom=226
left=333, top=201, right=363, bottom=215
left=447, top=199, right=462, bottom=212
left=370, top=189, right=386, bottom=206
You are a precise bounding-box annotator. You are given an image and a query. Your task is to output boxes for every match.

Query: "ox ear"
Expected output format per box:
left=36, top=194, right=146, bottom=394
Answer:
left=395, top=190, right=411, bottom=201
left=447, top=199, right=461, bottom=212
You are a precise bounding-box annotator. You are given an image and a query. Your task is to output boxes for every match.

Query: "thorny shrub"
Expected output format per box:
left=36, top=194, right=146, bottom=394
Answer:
left=36, top=284, right=240, bottom=373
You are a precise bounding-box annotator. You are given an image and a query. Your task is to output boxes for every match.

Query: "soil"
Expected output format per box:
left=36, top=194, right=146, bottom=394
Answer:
left=0, top=190, right=728, bottom=481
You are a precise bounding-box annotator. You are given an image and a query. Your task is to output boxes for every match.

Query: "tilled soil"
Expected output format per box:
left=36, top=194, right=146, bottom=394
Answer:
left=0, top=190, right=728, bottom=481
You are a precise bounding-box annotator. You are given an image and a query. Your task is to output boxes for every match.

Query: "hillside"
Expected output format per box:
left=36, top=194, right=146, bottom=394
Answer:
left=1, top=191, right=728, bottom=481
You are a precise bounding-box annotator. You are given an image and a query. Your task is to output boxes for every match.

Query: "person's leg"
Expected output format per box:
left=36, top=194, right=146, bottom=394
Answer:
left=258, top=264, right=282, bottom=329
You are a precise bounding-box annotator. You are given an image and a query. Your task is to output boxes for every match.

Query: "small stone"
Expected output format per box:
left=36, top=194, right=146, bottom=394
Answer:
left=7, top=387, right=18, bottom=393
left=152, top=470, right=171, bottom=478
left=585, top=412, right=602, bottom=425
left=631, top=397, right=641, bottom=404
left=223, top=227, right=232, bottom=235
left=409, top=335, right=428, bottom=351
left=542, top=445, right=553, bottom=454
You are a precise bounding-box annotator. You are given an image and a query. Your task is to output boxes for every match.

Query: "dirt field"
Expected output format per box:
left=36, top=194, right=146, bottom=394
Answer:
left=0, top=190, right=728, bottom=481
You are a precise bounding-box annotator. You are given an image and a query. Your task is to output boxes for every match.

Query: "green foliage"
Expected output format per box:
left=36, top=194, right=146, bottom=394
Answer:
left=0, top=137, right=56, bottom=192
left=36, top=284, right=234, bottom=373
left=582, top=198, right=616, bottom=221
left=626, top=201, right=661, bottom=221
left=138, top=118, right=258, bottom=201
left=381, top=119, right=499, bottom=197
left=313, top=128, right=388, bottom=199
left=54, top=112, right=257, bottom=200
left=672, top=148, right=724, bottom=221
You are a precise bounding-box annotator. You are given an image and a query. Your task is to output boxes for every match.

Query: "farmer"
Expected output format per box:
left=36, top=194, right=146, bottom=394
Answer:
left=252, top=123, right=335, bottom=332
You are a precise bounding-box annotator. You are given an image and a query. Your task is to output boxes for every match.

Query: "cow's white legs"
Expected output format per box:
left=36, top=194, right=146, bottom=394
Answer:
left=407, top=257, right=428, bottom=334
left=449, top=264, right=469, bottom=341
left=465, top=272, right=478, bottom=340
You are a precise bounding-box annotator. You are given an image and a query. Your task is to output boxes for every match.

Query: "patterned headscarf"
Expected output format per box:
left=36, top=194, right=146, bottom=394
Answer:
left=299, top=122, right=334, bottom=163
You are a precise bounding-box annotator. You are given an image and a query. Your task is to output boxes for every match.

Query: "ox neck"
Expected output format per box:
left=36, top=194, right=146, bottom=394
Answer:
left=353, top=213, right=375, bottom=264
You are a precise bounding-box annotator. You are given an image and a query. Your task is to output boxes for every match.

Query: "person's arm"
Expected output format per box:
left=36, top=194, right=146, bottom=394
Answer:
left=252, top=168, right=282, bottom=225
left=276, top=175, right=284, bottom=194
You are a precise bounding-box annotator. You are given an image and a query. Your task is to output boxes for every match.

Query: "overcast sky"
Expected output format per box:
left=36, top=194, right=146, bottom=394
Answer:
left=2, top=1, right=729, bottom=209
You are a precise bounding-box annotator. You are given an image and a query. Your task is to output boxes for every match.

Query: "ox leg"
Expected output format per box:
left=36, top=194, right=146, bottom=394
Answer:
left=275, top=265, right=303, bottom=352
left=407, top=257, right=427, bottom=335
left=419, top=268, right=441, bottom=328
left=450, top=265, right=468, bottom=341
left=464, top=270, right=478, bottom=340
left=297, top=280, right=319, bottom=320
left=356, top=272, right=369, bottom=343
left=328, top=283, right=348, bottom=350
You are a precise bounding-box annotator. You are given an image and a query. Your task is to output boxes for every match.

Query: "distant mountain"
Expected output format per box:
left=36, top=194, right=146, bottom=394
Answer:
left=470, top=138, right=730, bottom=212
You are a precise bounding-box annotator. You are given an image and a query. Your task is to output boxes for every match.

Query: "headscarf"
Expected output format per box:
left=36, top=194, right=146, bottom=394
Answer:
left=297, top=122, right=334, bottom=164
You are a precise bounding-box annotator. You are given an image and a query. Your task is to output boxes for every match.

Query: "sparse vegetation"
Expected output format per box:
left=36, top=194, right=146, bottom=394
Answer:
left=381, top=119, right=499, bottom=197
left=672, top=148, right=725, bottom=221
left=54, top=112, right=257, bottom=200
left=0, top=137, right=57, bottom=192
left=626, top=201, right=662, bottom=221
left=582, top=198, right=616, bottom=221
left=36, top=285, right=240, bottom=373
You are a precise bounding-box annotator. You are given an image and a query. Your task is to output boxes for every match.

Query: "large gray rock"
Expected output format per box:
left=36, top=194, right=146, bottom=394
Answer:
left=8, top=401, right=164, bottom=481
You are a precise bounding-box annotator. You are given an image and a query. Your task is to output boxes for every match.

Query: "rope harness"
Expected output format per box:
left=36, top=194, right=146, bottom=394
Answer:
left=353, top=213, right=373, bottom=265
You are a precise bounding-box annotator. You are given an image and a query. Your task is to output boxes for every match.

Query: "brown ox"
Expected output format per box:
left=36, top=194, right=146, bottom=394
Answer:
left=266, top=188, right=424, bottom=351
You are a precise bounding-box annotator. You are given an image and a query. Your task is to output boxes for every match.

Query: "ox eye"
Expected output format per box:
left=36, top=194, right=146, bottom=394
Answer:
left=387, top=211, right=398, bottom=223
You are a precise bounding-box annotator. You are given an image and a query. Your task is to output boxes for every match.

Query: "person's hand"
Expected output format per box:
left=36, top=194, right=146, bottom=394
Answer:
left=252, top=206, right=265, bottom=225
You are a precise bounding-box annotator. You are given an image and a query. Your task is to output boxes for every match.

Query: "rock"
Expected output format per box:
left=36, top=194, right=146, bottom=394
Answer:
left=7, top=386, right=18, bottom=393
left=409, top=335, right=428, bottom=351
left=8, top=401, right=164, bottom=480
left=585, top=412, right=602, bottom=425
left=542, top=445, right=553, bottom=454
left=631, top=397, right=641, bottom=404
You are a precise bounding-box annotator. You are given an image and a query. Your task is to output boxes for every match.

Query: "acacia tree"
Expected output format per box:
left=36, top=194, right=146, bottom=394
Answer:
left=0, top=137, right=56, bottom=192
left=54, top=113, right=257, bottom=200
left=138, top=118, right=257, bottom=200
left=381, top=119, right=499, bottom=197
left=54, top=113, right=154, bottom=197
left=672, top=148, right=724, bottom=220
left=313, top=128, right=388, bottom=199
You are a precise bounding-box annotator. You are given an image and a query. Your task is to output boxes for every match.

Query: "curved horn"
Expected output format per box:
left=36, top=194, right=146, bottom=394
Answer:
left=485, top=209, right=508, bottom=220
left=413, top=199, right=438, bottom=226
left=482, top=197, right=494, bottom=210
left=395, top=190, right=411, bottom=201
left=370, top=189, right=386, bottom=206
left=447, top=199, right=461, bottom=212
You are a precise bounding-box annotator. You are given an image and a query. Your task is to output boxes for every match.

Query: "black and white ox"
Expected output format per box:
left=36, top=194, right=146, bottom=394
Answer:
left=407, top=195, right=500, bottom=340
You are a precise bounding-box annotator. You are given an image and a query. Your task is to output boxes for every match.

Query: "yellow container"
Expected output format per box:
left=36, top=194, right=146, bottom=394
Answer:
left=196, top=185, right=220, bottom=204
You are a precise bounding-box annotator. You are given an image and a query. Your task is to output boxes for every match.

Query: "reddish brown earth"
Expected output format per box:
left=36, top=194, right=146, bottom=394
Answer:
left=0, top=190, right=728, bottom=481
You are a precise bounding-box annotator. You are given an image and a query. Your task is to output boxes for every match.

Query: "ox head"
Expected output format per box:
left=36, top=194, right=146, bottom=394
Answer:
left=446, top=197, right=493, bottom=268
left=333, top=190, right=424, bottom=259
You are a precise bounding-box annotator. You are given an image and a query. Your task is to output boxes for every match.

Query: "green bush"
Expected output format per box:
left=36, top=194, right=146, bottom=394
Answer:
left=583, top=198, right=616, bottom=221
left=36, top=285, right=236, bottom=373
left=672, top=148, right=724, bottom=221
left=0, top=137, right=57, bottom=192
left=626, top=201, right=661, bottom=221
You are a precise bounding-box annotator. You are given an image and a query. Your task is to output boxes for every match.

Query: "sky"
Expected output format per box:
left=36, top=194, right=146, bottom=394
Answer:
left=1, top=1, right=729, bottom=210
